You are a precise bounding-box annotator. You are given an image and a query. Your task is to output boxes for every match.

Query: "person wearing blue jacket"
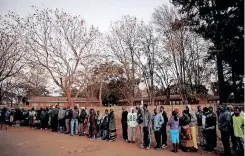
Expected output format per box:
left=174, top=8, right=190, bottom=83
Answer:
left=152, top=108, right=164, bottom=150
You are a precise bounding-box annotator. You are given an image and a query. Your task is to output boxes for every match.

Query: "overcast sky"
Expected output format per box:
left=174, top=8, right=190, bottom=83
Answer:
left=1, top=0, right=170, bottom=32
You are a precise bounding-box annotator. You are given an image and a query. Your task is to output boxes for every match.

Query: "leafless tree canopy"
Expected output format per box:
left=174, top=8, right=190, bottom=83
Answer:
left=0, top=5, right=216, bottom=106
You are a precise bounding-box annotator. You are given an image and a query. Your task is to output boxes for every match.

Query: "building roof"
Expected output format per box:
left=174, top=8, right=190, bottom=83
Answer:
left=29, top=96, right=99, bottom=103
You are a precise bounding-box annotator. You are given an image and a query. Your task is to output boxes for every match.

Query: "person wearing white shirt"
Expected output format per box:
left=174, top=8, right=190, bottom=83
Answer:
left=127, top=107, right=138, bottom=143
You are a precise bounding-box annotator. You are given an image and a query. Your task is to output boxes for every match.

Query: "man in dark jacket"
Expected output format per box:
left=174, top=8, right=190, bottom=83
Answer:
left=78, top=107, right=87, bottom=136
left=218, top=104, right=232, bottom=156
left=65, top=107, right=72, bottom=134
left=136, top=105, right=144, bottom=146
left=51, top=105, right=59, bottom=132
left=160, top=106, right=168, bottom=148
left=121, top=107, right=128, bottom=141
left=202, top=107, right=217, bottom=152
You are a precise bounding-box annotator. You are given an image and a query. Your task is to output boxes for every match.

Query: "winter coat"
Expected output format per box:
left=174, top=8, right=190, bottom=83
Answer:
left=101, top=115, right=109, bottom=130
left=218, top=110, right=232, bottom=132
left=58, top=109, right=66, bottom=119
left=78, top=110, right=87, bottom=123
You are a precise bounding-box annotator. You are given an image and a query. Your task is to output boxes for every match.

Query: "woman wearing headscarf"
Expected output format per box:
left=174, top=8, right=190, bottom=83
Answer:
left=186, top=105, right=198, bottom=151
left=89, top=108, right=98, bottom=139
left=179, top=110, right=194, bottom=152
left=108, top=109, right=116, bottom=141
left=168, top=111, right=179, bottom=153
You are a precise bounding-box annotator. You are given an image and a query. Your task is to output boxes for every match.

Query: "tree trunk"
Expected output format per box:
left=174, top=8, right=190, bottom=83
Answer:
left=66, top=87, right=74, bottom=108
left=231, top=63, right=238, bottom=103
left=217, top=54, right=226, bottom=104
left=99, top=81, right=103, bottom=107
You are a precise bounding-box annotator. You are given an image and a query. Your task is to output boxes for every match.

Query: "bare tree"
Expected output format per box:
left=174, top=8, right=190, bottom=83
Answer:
left=135, top=23, right=159, bottom=106
left=106, top=16, right=141, bottom=105
left=6, top=7, right=100, bottom=107
left=0, top=16, right=25, bottom=83
left=153, top=5, right=212, bottom=104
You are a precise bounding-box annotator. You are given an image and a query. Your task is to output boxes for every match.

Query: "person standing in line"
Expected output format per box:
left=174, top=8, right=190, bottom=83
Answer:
left=186, top=105, right=198, bottom=151
left=64, top=107, right=72, bottom=134
left=232, top=107, right=244, bottom=156
left=228, top=105, right=236, bottom=151
left=96, top=109, right=102, bottom=139
left=136, top=105, right=144, bottom=146
left=58, top=107, right=66, bottom=133
left=43, top=107, right=49, bottom=129
left=40, top=108, right=47, bottom=129
left=160, top=106, right=168, bottom=148
left=127, top=107, right=138, bottom=143
left=101, top=109, right=109, bottom=140
left=153, top=108, right=164, bottom=150
left=196, top=105, right=204, bottom=147
left=121, top=107, right=128, bottom=142
left=89, top=108, right=98, bottom=139
left=179, top=110, right=193, bottom=152
left=168, top=111, right=179, bottom=153
left=218, top=104, right=232, bottom=156
left=78, top=107, right=87, bottom=136
left=208, top=106, right=217, bottom=148
left=0, top=107, right=7, bottom=130
left=108, top=109, right=116, bottom=141
left=140, top=104, right=152, bottom=150
left=70, top=105, right=79, bottom=136
left=202, top=107, right=216, bottom=152
left=51, top=105, right=59, bottom=132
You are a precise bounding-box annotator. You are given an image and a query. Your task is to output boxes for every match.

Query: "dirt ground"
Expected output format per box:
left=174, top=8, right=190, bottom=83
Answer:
left=0, top=127, right=218, bottom=156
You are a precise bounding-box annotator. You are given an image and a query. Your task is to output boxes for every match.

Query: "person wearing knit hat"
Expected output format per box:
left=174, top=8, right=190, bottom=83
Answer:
left=127, top=107, right=138, bottom=143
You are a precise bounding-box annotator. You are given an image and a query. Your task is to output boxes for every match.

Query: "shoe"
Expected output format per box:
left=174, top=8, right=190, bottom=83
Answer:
left=140, top=145, right=145, bottom=149
left=128, top=141, right=131, bottom=143
left=162, top=144, right=167, bottom=148
left=146, top=147, right=150, bottom=150
left=132, top=141, right=135, bottom=144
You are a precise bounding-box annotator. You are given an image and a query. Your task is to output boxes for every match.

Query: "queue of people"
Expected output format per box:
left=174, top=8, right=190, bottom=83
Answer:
left=0, top=105, right=117, bottom=142
left=0, top=104, right=244, bottom=155
left=120, top=104, right=244, bottom=155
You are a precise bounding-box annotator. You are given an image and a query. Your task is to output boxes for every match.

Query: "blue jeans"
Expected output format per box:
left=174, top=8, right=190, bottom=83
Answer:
left=102, top=130, right=108, bottom=139
left=70, top=119, right=78, bottom=135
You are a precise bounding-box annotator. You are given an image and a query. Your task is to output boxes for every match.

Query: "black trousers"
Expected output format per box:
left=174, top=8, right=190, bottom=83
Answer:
left=161, top=126, right=167, bottom=145
left=154, top=129, right=161, bottom=147
left=143, top=127, right=150, bottom=147
left=51, top=117, right=58, bottom=132
left=220, top=130, right=232, bottom=156
left=205, top=129, right=217, bottom=151
left=231, top=128, right=236, bottom=150
left=122, top=123, right=128, bottom=140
